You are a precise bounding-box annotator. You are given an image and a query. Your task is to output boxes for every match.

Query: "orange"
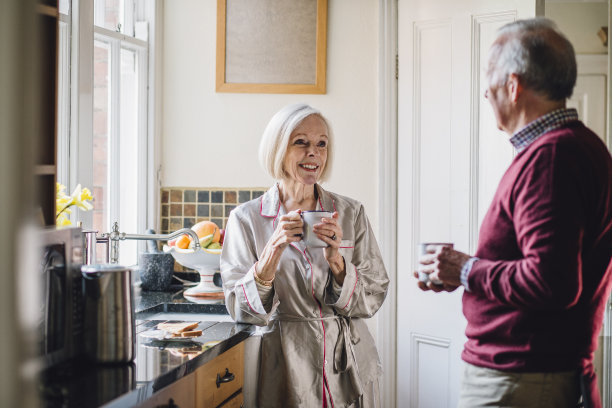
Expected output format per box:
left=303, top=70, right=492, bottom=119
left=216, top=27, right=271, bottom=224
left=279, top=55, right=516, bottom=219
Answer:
left=175, top=234, right=191, bottom=249
left=192, top=221, right=221, bottom=244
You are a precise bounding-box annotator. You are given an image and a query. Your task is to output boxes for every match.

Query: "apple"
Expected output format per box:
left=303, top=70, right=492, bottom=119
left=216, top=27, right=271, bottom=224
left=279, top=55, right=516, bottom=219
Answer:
left=219, top=229, right=225, bottom=245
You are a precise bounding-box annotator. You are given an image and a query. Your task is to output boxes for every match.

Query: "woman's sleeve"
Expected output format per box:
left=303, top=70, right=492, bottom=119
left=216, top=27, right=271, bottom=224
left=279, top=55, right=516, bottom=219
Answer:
left=220, top=210, right=276, bottom=325
left=325, top=204, right=389, bottom=317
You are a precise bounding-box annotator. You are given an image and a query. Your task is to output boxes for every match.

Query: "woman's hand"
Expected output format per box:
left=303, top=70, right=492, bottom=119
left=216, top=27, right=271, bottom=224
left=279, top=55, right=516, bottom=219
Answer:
left=313, top=212, right=346, bottom=285
left=257, top=210, right=304, bottom=281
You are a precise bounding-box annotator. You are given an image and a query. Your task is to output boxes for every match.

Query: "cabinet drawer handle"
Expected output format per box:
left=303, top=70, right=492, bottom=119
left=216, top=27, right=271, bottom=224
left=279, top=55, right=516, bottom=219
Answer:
left=216, top=368, right=235, bottom=388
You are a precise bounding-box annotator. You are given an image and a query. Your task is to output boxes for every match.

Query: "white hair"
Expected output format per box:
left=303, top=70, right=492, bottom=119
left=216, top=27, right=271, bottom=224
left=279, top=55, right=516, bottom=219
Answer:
left=258, top=103, right=334, bottom=182
left=488, top=17, right=576, bottom=100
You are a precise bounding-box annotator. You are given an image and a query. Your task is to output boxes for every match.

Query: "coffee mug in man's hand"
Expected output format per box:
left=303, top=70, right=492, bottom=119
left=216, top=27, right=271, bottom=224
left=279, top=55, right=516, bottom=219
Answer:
left=418, top=242, right=454, bottom=285
left=302, top=211, right=333, bottom=247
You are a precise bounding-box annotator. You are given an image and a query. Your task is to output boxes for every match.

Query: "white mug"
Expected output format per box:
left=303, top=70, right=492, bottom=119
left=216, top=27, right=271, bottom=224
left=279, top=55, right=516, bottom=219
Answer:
left=417, top=242, right=454, bottom=285
left=301, top=211, right=333, bottom=247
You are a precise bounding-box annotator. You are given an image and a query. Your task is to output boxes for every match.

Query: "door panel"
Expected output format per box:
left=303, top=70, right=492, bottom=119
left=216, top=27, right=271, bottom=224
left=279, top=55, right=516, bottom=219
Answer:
left=411, top=334, right=452, bottom=408
left=416, top=21, right=453, bottom=243
left=473, top=14, right=518, bottom=240
left=568, top=75, right=606, bottom=139
left=567, top=54, right=607, bottom=141
left=397, top=1, right=541, bottom=407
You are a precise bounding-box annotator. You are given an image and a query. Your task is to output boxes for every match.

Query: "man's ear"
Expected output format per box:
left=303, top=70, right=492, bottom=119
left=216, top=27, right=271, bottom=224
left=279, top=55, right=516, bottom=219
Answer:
left=506, top=73, right=522, bottom=103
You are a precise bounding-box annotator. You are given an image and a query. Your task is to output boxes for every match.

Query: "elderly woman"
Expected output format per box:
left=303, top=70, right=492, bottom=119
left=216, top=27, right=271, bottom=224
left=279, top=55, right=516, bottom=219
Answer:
left=220, top=103, right=389, bottom=407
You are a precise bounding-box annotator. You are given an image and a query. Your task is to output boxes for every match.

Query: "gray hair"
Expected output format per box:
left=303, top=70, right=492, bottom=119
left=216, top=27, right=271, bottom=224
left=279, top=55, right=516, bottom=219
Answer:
left=258, top=103, right=334, bottom=182
left=488, top=18, right=576, bottom=100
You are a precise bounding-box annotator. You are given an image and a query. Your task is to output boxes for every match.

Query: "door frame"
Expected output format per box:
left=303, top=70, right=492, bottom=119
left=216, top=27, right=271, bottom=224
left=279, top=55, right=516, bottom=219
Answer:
left=377, top=1, right=398, bottom=407
left=379, top=2, right=612, bottom=407
left=572, top=52, right=611, bottom=408
left=604, top=3, right=612, bottom=403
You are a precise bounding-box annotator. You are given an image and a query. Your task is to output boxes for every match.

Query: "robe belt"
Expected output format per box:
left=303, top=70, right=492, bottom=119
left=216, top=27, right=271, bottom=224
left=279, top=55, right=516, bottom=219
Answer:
left=272, top=314, right=361, bottom=374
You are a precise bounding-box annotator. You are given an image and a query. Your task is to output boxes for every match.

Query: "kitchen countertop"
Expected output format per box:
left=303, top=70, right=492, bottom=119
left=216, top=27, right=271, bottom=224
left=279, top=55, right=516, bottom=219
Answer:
left=40, top=284, right=252, bottom=408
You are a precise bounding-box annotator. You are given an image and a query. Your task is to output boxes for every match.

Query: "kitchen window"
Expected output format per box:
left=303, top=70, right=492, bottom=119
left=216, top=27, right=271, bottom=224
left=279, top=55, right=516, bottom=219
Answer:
left=58, top=0, right=155, bottom=266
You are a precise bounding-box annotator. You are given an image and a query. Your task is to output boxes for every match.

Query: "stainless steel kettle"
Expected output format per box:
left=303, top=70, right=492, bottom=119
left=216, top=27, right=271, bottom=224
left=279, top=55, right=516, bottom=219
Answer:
left=82, top=264, right=135, bottom=363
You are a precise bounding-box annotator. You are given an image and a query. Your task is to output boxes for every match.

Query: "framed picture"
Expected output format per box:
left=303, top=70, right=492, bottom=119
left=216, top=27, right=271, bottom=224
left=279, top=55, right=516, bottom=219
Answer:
left=216, top=0, right=327, bottom=94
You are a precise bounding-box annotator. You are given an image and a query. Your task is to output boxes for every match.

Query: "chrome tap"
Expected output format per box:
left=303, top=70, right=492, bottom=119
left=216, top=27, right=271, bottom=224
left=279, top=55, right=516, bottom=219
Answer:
left=101, top=222, right=201, bottom=264
left=83, top=229, right=111, bottom=265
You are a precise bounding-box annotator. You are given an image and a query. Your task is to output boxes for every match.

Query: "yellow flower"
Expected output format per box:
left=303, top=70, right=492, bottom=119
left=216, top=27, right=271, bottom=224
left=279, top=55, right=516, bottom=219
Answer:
left=56, top=182, right=94, bottom=226
left=56, top=212, right=72, bottom=227
left=81, top=187, right=93, bottom=202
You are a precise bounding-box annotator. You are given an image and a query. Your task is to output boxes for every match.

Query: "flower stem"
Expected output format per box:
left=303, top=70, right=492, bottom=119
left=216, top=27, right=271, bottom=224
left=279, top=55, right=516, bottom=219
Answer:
left=56, top=204, right=72, bottom=219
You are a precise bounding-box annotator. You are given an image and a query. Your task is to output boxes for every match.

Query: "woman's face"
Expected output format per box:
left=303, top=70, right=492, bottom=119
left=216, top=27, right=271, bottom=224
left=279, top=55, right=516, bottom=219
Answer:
left=282, top=115, right=328, bottom=186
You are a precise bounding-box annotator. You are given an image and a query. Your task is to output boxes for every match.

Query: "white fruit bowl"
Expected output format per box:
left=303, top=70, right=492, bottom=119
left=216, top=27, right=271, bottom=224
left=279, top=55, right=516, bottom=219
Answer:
left=163, top=245, right=223, bottom=297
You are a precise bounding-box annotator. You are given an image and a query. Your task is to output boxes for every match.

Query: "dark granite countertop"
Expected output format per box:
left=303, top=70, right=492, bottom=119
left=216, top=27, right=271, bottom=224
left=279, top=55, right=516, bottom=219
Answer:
left=40, top=285, right=252, bottom=408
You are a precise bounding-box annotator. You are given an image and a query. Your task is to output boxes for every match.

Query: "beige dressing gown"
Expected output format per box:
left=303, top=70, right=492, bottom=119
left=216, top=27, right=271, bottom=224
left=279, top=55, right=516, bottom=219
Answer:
left=220, top=184, right=389, bottom=407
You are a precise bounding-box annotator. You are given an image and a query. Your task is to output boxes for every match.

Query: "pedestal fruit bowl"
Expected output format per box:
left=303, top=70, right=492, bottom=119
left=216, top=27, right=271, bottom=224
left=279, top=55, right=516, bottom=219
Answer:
left=163, top=245, right=224, bottom=298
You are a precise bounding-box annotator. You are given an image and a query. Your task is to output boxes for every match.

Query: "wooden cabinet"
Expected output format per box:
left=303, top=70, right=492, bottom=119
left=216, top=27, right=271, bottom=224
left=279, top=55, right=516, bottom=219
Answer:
left=137, top=373, right=196, bottom=408
left=218, top=391, right=243, bottom=408
left=35, top=0, right=58, bottom=226
left=138, top=341, right=245, bottom=408
left=196, top=342, right=244, bottom=408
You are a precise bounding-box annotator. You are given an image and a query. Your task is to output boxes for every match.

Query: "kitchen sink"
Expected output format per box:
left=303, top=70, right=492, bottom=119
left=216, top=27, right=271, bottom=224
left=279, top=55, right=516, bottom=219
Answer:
left=136, top=302, right=232, bottom=323
left=142, top=312, right=234, bottom=322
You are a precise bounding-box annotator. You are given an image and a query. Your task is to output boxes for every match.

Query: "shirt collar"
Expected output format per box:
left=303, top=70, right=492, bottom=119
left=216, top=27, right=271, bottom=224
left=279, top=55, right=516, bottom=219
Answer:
left=509, top=108, right=579, bottom=152
left=259, top=183, right=335, bottom=217
left=260, top=183, right=282, bottom=218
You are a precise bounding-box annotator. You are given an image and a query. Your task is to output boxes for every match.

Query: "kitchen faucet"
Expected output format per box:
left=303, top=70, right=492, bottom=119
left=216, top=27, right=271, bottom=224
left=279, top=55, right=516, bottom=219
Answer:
left=92, top=222, right=201, bottom=264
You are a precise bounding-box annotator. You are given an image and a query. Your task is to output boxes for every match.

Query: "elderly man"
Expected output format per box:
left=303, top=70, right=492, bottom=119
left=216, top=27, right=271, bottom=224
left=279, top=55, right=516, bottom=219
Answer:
left=417, top=18, right=612, bottom=408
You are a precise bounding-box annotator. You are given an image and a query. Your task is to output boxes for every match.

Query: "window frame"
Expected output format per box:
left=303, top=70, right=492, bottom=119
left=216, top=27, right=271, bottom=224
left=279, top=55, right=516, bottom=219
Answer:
left=60, top=0, right=158, bottom=251
left=92, top=27, right=148, bottom=242
left=57, top=9, right=71, bottom=187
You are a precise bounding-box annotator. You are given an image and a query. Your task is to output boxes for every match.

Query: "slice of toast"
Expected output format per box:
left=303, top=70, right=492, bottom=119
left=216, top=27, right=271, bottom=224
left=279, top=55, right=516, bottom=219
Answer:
left=157, top=321, right=199, bottom=335
left=180, top=329, right=202, bottom=337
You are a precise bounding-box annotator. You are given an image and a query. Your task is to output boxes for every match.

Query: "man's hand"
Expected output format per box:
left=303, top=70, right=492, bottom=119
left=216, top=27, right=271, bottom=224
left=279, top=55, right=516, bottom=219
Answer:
left=414, top=246, right=472, bottom=292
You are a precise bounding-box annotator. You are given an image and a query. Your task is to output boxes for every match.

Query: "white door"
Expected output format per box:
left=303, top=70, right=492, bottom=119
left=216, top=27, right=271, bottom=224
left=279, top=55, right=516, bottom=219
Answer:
left=397, top=1, right=541, bottom=407
left=567, top=55, right=607, bottom=142
left=565, top=53, right=609, bottom=404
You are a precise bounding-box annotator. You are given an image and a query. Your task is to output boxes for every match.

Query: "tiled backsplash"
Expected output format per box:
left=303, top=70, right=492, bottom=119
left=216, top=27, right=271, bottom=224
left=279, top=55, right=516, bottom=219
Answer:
left=160, top=187, right=268, bottom=235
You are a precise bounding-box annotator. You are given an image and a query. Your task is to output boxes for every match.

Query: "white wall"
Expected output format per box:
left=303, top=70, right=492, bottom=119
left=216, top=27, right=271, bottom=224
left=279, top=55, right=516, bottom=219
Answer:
left=546, top=1, right=608, bottom=54
left=161, top=0, right=381, bottom=225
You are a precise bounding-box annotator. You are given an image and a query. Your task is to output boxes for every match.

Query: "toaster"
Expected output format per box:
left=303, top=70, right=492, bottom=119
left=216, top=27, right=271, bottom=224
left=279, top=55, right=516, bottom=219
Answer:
left=38, top=227, right=85, bottom=367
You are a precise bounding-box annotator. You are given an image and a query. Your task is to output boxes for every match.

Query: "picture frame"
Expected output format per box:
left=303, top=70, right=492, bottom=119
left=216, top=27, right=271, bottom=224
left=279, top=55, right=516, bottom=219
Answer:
left=216, top=0, right=327, bottom=94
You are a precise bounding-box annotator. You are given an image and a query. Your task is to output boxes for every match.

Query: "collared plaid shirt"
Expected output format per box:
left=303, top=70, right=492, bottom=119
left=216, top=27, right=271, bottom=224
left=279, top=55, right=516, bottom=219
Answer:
left=509, top=108, right=579, bottom=152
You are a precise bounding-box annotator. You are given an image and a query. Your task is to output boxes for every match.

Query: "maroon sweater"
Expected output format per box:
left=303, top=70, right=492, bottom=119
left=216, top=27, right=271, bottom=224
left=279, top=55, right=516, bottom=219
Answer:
left=463, top=121, right=612, bottom=377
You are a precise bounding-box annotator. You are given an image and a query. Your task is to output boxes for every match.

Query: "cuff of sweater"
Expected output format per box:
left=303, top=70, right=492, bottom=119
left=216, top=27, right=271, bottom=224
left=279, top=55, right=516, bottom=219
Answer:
left=461, top=257, right=479, bottom=292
